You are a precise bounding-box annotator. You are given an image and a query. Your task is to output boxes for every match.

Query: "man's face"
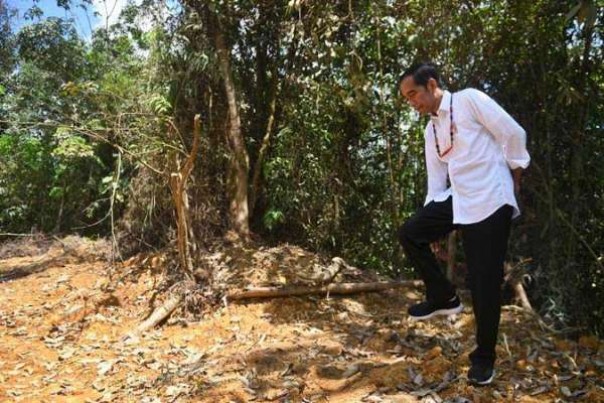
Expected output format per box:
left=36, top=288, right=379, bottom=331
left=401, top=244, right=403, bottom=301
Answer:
left=400, top=76, right=437, bottom=115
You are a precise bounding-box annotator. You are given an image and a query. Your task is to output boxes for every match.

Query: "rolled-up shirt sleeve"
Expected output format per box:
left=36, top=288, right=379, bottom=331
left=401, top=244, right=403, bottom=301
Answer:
left=424, top=125, right=449, bottom=206
left=466, top=89, right=530, bottom=170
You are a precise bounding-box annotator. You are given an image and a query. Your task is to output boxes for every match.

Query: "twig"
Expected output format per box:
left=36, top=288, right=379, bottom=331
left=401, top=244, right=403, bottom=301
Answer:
left=168, top=114, right=201, bottom=277
left=110, top=150, right=123, bottom=262
left=529, top=161, right=603, bottom=271
left=502, top=332, right=513, bottom=360
left=555, top=207, right=604, bottom=271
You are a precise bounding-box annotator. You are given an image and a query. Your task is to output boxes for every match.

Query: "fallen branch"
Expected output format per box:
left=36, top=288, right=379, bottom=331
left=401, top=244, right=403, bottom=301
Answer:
left=226, top=280, right=421, bottom=301
left=134, top=292, right=184, bottom=334
left=127, top=280, right=196, bottom=338
left=511, top=281, right=532, bottom=311
left=505, top=260, right=533, bottom=311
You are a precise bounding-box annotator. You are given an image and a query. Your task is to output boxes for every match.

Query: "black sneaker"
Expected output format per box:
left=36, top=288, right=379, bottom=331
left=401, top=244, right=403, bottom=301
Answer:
left=468, top=363, right=495, bottom=385
left=408, top=295, right=463, bottom=320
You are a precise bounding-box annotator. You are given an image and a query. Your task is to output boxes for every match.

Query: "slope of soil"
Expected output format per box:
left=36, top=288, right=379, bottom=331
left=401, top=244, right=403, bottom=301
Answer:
left=0, top=237, right=602, bottom=402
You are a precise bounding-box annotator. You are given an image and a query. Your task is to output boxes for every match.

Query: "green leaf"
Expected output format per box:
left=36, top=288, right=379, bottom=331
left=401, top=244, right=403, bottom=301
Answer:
left=49, top=186, right=64, bottom=199
left=101, top=175, right=114, bottom=185
left=52, top=136, right=95, bottom=159
left=263, top=209, right=285, bottom=231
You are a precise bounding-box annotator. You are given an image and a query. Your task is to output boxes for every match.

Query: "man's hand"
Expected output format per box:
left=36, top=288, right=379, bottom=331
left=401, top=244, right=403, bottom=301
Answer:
left=512, top=168, right=523, bottom=197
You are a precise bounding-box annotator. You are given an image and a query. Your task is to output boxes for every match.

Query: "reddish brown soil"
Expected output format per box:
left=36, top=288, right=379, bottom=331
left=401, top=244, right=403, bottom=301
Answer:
left=0, top=237, right=602, bottom=402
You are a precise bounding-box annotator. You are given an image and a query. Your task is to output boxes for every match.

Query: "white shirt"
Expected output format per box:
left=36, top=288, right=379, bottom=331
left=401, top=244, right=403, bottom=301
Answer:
left=424, top=89, right=530, bottom=224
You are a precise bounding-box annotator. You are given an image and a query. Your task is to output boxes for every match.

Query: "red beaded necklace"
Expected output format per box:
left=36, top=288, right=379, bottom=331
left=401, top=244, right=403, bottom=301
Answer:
left=432, top=94, right=454, bottom=158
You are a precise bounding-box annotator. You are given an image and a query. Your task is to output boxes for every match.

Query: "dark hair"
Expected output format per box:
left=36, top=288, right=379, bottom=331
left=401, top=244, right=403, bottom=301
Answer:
left=398, top=62, right=440, bottom=89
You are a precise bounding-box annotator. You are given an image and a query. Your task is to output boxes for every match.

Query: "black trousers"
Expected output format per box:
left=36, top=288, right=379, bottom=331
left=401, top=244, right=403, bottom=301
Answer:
left=398, top=196, right=512, bottom=367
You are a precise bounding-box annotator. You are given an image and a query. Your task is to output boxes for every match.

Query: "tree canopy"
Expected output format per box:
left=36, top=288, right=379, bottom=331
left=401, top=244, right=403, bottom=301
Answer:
left=0, top=0, right=602, bottom=335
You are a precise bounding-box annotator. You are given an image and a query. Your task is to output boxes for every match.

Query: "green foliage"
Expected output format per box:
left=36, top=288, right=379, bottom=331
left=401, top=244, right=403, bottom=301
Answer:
left=262, top=208, right=285, bottom=231
left=17, top=17, right=86, bottom=80
left=198, top=0, right=603, bottom=334
left=0, top=9, right=145, bottom=234
left=1, top=0, right=603, bottom=335
left=0, top=2, right=15, bottom=78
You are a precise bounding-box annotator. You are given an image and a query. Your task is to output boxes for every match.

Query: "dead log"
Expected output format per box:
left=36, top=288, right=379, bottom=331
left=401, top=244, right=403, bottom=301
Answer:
left=127, top=280, right=196, bottom=338
left=226, top=280, right=421, bottom=301
left=133, top=292, right=184, bottom=334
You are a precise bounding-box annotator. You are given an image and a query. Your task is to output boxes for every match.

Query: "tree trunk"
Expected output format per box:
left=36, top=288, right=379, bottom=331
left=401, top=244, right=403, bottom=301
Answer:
left=211, top=15, right=250, bottom=239
left=249, top=74, right=278, bottom=215
left=53, top=187, right=65, bottom=234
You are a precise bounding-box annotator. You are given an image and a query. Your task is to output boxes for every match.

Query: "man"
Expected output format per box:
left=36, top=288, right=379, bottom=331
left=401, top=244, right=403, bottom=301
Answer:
left=397, top=62, right=530, bottom=385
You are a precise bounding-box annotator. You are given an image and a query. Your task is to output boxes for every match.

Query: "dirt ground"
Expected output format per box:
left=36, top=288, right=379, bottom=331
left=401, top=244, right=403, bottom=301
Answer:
left=0, top=236, right=603, bottom=402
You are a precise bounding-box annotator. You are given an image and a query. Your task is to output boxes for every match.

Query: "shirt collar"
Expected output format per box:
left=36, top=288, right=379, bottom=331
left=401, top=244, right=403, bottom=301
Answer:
left=431, top=90, right=451, bottom=119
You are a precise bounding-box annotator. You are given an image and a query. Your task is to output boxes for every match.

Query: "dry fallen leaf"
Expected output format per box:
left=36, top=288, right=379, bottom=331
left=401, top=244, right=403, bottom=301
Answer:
left=561, top=386, right=572, bottom=397
left=529, top=385, right=550, bottom=396
left=97, top=360, right=115, bottom=376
